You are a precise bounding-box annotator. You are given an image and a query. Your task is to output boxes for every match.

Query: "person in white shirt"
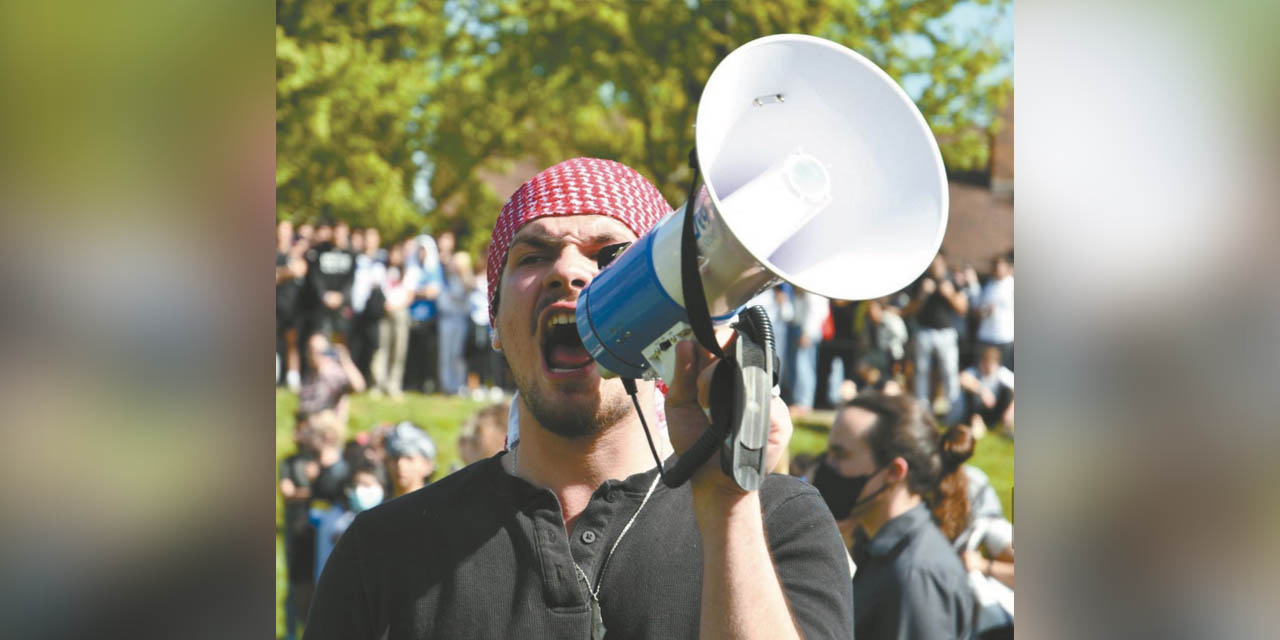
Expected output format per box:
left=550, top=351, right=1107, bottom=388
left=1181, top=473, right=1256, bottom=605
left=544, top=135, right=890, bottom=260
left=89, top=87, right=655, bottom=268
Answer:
left=370, top=241, right=418, bottom=399
left=976, top=253, right=1014, bottom=370
left=788, top=288, right=829, bottom=414
left=958, top=346, right=1015, bottom=438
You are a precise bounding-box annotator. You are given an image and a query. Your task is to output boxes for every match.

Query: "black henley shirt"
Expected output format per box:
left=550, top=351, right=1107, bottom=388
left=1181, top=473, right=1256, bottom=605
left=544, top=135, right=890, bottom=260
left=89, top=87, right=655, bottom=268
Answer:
left=851, top=503, right=973, bottom=640
left=304, top=453, right=853, bottom=639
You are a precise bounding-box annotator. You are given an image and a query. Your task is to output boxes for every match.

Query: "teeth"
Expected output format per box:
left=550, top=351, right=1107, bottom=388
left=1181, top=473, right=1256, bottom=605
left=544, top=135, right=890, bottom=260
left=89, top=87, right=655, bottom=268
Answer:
left=548, top=312, right=575, bottom=327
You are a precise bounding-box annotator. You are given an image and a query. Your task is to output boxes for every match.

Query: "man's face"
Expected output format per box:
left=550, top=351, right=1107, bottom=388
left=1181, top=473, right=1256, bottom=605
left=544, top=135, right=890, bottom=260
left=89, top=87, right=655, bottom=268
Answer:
left=980, top=349, right=1000, bottom=375
left=827, top=407, right=879, bottom=479
left=826, top=407, right=893, bottom=525
left=335, top=223, right=350, bottom=249
left=388, top=453, right=433, bottom=492
left=994, top=257, right=1012, bottom=279
left=494, top=215, right=637, bottom=439
left=929, top=254, right=947, bottom=279
left=315, top=224, right=333, bottom=244
left=306, top=334, right=330, bottom=369
left=365, top=228, right=380, bottom=254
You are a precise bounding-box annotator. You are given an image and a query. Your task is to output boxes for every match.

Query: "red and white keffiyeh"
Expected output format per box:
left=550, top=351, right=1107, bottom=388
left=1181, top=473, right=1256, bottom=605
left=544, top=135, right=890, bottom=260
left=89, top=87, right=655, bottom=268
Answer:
left=486, top=157, right=671, bottom=326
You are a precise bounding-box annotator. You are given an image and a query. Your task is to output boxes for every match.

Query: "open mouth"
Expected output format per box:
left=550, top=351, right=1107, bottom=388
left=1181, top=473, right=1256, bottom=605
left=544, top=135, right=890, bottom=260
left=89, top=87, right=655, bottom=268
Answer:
left=542, top=312, right=593, bottom=371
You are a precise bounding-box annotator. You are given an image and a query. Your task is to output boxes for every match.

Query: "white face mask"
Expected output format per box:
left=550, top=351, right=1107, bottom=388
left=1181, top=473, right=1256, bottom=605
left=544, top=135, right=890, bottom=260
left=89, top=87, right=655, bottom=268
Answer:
left=348, top=484, right=385, bottom=512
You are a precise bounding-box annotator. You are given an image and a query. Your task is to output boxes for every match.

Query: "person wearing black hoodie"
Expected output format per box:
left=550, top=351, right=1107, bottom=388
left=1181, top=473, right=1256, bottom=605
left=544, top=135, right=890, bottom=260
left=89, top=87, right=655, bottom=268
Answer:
left=302, top=218, right=357, bottom=346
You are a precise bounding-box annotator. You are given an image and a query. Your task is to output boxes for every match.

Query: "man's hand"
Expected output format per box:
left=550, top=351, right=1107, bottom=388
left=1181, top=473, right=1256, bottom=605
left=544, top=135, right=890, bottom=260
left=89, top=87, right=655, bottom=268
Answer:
left=920, top=277, right=937, bottom=296
left=323, top=291, right=344, bottom=309
left=664, top=338, right=793, bottom=497
left=665, top=337, right=805, bottom=640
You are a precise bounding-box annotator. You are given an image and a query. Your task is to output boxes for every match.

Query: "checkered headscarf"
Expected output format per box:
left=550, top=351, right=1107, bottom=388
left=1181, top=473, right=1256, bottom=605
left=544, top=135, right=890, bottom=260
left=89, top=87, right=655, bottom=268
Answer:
left=486, top=157, right=672, bottom=325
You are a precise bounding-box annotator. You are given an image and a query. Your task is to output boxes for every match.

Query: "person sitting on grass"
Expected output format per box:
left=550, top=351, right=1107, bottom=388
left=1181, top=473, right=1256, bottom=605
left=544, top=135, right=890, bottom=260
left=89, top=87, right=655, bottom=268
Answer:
left=299, top=333, right=366, bottom=425
left=311, top=457, right=385, bottom=583
left=958, top=345, right=1015, bottom=439
left=457, top=401, right=510, bottom=467
left=383, top=421, right=436, bottom=498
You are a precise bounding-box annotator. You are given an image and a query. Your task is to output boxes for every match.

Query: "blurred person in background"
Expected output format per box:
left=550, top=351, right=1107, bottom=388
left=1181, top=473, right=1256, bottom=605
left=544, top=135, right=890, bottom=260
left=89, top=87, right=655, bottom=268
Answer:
left=370, top=241, right=415, bottom=399
left=277, top=219, right=308, bottom=391
left=465, top=246, right=501, bottom=395
left=812, top=392, right=974, bottom=640
left=788, top=287, right=830, bottom=414
left=903, top=252, right=968, bottom=424
left=334, top=220, right=351, bottom=251
left=302, top=218, right=357, bottom=347
left=279, top=413, right=322, bottom=640
left=457, top=401, right=510, bottom=467
left=296, top=220, right=315, bottom=245
left=975, top=253, right=1014, bottom=371
left=404, top=234, right=444, bottom=393
left=952, top=261, right=982, bottom=371
left=383, top=421, right=436, bottom=498
left=818, top=298, right=860, bottom=409
left=310, top=456, right=385, bottom=584
left=279, top=409, right=346, bottom=640
left=938, top=427, right=1015, bottom=639
left=437, top=233, right=474, bottom=395
left=350, top=226, right=366, bottom=255
left=301, top=410, right=353, bottom=503
left=958, top=346, right=1015, bottom=439
left=855, top=297, right=909, bottom=392
left=349, top=227, right=386, bottom=381
left=299, top=333, right=366, bottom=425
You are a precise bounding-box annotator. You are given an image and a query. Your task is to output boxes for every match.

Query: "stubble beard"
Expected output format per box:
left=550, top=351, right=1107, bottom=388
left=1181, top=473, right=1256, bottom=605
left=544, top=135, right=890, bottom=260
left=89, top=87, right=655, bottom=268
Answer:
left=513, top=370, right=633, bottom=440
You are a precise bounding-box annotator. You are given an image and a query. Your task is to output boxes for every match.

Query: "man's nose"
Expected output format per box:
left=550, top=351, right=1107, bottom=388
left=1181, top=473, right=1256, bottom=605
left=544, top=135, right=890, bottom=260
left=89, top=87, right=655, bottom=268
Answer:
left=544, top=250, right=596, bottom=293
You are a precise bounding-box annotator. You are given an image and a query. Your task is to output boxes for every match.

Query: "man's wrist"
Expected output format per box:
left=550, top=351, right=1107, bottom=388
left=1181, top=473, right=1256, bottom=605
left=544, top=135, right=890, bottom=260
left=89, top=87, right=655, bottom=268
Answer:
left=691, top=481, right=761, bottom=533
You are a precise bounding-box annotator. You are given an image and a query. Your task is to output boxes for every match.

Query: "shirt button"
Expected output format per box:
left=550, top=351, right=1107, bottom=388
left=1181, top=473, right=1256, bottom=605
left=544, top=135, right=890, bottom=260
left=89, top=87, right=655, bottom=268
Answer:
left=581, top=530, right=597, bottom=544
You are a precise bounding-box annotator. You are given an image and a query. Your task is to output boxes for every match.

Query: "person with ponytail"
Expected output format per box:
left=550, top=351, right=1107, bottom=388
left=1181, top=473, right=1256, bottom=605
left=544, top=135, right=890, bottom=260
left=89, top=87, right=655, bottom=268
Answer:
left=812, top=391, right=974, bottom=640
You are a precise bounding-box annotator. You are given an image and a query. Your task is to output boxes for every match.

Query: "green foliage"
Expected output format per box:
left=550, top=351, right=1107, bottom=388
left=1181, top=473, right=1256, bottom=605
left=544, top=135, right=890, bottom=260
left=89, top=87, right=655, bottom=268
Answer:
left=278, top=0, right=1012, bottom=241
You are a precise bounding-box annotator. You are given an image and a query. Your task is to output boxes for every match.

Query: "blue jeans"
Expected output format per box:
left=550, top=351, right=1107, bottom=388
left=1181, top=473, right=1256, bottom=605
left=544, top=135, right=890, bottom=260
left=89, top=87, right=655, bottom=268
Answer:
left=913, top=327, right=961, bottom=423
left=791, top=340, right=818, bottom=408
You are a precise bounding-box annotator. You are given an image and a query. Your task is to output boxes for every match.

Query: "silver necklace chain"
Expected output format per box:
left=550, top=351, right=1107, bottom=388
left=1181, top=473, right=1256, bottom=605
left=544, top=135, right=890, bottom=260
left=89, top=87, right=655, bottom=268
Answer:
left=574, top=472, right=660, bottom=602
left=510, top=442, right=663, bottom=602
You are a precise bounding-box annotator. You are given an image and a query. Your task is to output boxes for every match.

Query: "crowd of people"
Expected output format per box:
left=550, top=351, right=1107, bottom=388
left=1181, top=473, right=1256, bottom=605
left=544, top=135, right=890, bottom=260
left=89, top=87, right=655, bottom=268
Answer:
left=757, top=249, right=1015, bottom=438
left=276, top=218, right=509, bottom=403
left=277, top=202, right=1015, bottom=638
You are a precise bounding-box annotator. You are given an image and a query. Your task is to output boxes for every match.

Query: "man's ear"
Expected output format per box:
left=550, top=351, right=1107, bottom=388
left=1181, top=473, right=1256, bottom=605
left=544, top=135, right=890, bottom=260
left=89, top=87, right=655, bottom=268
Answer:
left=888, top=456, right=909, bottom=484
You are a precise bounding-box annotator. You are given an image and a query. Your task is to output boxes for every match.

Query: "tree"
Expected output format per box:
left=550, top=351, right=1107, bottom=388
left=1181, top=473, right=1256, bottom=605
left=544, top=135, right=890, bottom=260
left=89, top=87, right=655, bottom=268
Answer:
left=277, top=0, right=1012, bottom=242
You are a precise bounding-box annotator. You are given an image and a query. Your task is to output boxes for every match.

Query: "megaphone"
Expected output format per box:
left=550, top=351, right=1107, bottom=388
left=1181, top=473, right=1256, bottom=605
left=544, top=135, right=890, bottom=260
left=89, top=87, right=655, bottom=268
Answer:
left=576, top=33, right=947, bottom=385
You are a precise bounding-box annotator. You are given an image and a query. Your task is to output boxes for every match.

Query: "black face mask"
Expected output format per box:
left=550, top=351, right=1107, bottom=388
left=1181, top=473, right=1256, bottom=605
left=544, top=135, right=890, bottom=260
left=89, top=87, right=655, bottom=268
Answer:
left=813, top=458, right=885, bottom=521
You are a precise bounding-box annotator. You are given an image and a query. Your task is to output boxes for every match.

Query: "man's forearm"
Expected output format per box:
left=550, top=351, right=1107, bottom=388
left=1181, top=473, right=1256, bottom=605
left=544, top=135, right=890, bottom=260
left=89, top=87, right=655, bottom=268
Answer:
left=693, top=489, right=801, bottom=640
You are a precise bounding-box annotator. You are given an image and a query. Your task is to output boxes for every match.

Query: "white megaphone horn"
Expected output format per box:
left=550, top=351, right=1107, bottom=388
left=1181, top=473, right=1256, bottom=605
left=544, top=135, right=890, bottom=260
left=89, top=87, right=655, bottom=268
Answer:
left=576, top=34, right=948, bottom=388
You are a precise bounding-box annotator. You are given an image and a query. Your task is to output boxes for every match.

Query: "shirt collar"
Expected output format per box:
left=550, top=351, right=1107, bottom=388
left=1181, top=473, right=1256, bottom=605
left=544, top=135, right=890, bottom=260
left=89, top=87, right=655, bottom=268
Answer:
left=488, top=451, right=667, bottom=502
left=865, top=502, right=932, bottom=558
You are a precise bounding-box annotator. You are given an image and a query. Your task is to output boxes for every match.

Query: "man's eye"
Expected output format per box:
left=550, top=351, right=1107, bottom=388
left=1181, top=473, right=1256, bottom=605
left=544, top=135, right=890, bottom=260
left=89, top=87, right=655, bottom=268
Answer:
left=517, top=254, right=545, bottom=265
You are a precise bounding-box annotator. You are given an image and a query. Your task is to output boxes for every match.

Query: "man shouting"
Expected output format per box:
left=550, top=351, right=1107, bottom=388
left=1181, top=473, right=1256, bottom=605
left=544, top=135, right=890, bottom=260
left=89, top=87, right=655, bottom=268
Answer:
left=305, top=158, right=852, bottom=639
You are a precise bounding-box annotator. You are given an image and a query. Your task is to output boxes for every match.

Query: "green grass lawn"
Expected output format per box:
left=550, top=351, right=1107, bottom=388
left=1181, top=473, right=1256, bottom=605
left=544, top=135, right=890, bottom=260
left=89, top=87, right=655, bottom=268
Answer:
left=276, top=390, right=1013, bottom=637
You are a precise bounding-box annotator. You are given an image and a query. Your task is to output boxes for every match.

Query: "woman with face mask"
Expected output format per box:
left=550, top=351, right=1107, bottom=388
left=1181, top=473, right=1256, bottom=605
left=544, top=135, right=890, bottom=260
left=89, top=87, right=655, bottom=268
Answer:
left=811, top=391, right=975, bottom=640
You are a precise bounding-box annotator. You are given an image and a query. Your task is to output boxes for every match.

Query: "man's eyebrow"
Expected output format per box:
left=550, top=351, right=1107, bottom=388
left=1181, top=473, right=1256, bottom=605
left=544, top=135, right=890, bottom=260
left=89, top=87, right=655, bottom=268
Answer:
left=508, top=234, right=560, bottom=251
left=509, top=229, right=631, bottom=251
